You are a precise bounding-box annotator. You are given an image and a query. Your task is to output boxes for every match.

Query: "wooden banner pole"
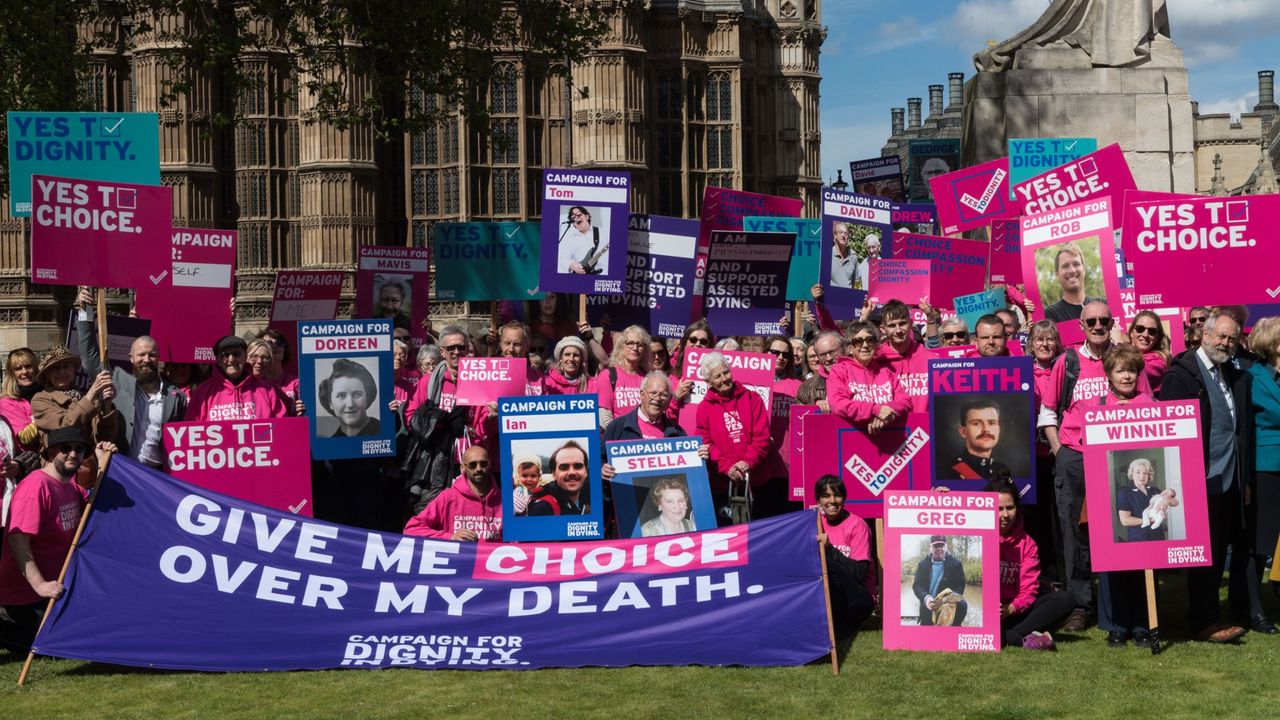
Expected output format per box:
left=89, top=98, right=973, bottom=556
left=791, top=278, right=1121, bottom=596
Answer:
left=95, top=288, right=109, bottom=364
left=1144, top=569, right=1162, bottom=656
left=816, top=511, right=840, bottom=675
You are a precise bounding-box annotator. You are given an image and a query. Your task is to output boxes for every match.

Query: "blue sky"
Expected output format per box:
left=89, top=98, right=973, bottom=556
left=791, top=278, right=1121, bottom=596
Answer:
left=818, top=0, right=1280, bottom=184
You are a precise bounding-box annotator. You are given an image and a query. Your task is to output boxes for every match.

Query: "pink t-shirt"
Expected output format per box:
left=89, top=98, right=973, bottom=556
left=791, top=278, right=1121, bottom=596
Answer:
left=821, top=510, right=878, bottom=599
left=597, top=367, right=646, bottom=419
left=0, top=470, right=86, bottom=605
left=637, top=413, right=667, bottom=439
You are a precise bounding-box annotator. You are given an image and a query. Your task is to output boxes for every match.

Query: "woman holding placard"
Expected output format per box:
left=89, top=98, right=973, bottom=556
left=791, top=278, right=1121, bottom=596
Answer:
left=694, top=352, right=771, bottom=525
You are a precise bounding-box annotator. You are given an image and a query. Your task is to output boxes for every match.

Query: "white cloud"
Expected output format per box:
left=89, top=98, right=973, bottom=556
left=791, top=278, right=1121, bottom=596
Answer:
left=1198, top=89, right=1259, bottom=119
left=945, top=0, right=1052, bottom=50
left=1166, top=0, right=1280, bottom=66
left=821, top=117, right=895, bottom=183
left=1166, top=0, right=1273, bottom=25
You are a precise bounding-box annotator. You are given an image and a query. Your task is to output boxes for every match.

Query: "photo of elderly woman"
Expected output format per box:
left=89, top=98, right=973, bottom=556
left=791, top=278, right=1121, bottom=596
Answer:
left=1111, top=451, right=1185, bottom=543
left=640, top=477, right=697, bottom=537
left=373, top=274, right=412, bottom=331
left=315, top=358, right=381, bottom=437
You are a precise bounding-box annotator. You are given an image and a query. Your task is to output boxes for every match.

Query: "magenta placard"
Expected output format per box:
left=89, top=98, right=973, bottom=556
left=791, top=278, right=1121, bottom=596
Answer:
left=355, top=246, right=430, bottom=341
left=1019, top=197, right=1122, bottom=347
left=988, top=220, right=1022, bottom=285
left=799, top=412, right=932, bottom=518
left=162, top=417, right=312, bottom=515
left=1082, top=400, right=1211, bottom=572
left=882, top=491, right=1001, bottom=652
left=1128, top=194, right=1280, bottom=307
left=268, top=270, right=344, bottom=373
left=455, top=357, right=528, bottom=407
left=929, top=157, right=1012, bottom=235
left=890, top=233, right=987, bottom=310
left=1118, top=190, right=1193, bottom=273
left=134, top=227, right=236, bottom=363
left=1011, top=143, right=1136, bottom=227
left=30, top=174, right=172, bottom=288
left=868, top=259, right=931, bottom=306
left=787, top=404, right=821, bottom=504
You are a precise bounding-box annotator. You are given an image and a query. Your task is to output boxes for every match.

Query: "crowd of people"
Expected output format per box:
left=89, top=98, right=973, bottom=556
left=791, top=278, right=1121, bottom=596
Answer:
left=2, top=281, right=1279, bottom=655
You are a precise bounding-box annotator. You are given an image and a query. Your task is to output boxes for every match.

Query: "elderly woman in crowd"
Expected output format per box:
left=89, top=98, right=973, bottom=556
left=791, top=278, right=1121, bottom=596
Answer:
left=597, top=325, right=654, bottom=428
left=249, top=329, right=300, bottom=401
left=1, top=349, right=42, bottom=453
left=826, top=322, right=911, bottom=434
left=31, top=345, right=119, bottom=446
left=694, top=352, right=771, bottom=524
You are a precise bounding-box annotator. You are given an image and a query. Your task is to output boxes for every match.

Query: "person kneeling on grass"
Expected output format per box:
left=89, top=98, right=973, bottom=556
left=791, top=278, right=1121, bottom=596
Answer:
left=991, top=476, right=1076, bottom=650
left=815, top=474, right=876, bottom=639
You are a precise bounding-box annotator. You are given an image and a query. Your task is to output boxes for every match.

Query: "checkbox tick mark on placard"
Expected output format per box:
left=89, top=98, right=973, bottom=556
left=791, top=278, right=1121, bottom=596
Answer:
left=1063, top=140, right=1078, bottom=151
left=1266, top=285, right=1280, bottom=299
left=288, top=500, right=308, bottom=514
left=102, top=118, right=124, bottom=136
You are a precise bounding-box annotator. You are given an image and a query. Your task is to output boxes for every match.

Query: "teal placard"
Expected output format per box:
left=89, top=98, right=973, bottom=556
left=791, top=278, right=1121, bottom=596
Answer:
left=1008, top=137, right=1097, bottom=197
left=433, top=222, right=544, bottom=301
left=743, top=216, right=821, bottom=301
left=6, top=112, right=160, bottom=216
left=953, top=288, right=1007, bottom=333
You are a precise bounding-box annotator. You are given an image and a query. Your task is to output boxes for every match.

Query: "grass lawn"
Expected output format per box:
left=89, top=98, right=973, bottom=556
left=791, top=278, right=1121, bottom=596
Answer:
left=4, top=576, right=1278, bottom=720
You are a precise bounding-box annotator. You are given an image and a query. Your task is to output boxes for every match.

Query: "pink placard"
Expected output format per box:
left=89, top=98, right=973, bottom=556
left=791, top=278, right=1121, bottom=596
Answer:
left=882, top=491, right=1001, bottom=652
left=1011, top=143, right=1136, bottom=227
left=269, top=270, right=344, bottom=373
left=929, top=157, right=1012, bottom=235
left=929, top=344, right=976, bottom=359
left=798, top=412, right=932, bottom=517
left=676, top=347, right=776, bottom=434
left=868, top=259, right=931, bottom=306
left=355, top=246, right=430, bottom=342
left=1082, top=400, right=1211, bottom=572
left=890, top=233, right=987, bottom=310
left=162, top=417, right=312, bottom=515
left=30, top=174, right=172, bottom=288
left=987, top=220, right=1022, bottom=285
left=1019, top=197, right=1122, bottom=347
left=787, top=404, right=821, bottom=504
left=134, top=227, right=236, bottom=363
left=1118, top=190, right=1194, bottom=273
left=455, top=357, right=528, bottom=406
left=1128, top=194, right=1280, bottom=307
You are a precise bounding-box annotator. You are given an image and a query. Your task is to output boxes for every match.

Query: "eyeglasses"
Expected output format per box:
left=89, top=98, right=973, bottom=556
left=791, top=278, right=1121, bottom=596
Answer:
left=1083, top=317, right=1113, bottom=328
left=465, top=460, right=490, bottom=469
left=815, top=348, right=840, bottom=360
left=1031, top=336, right=1057, bottom=346
left=941, top=331, right=967, bottom=341
left=442, top=344, right=467, bottom=353
left=1131, top=324, right=1161, bottom=336
left=557, top=462, right=586, bottom=471
left=687, top=335, right=711, bottom=347
left=623, top=340, right=645, bottom=348
left=51, top=444, right=85, bottom=456
left=644, top=390, right=672, bottom=400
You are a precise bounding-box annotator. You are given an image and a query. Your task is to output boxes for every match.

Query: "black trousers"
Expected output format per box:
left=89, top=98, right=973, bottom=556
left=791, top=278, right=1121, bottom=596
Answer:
left=0, top=602, right=45, bottom=654
left=824, top=545, right=875, bottom=639
left=1053, top=447, right=1092, bottom=610
left=1188, top=484, right=1261, bottom=633
left=1002, top=590, right=1076, bottom=646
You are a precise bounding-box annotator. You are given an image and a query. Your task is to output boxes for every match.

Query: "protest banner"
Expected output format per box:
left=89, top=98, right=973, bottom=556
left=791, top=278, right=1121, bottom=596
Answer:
left=891, top=203, right=938, bottom=236
left=882, top=491, right=1000, bottom=652
left=788, top=404, right=821, bottom=504
left=434, top=222, right=543, bottom=300
left=66, top=311, right=151, bottom=393
left=606, top=437, right=716, bottom=538
left=134, top=227, right=236, bottom=363
left=867, top=259, right=930, bottom=306
left=30, top=457, right=832, bottom=671
left=297, top=319, right=396, bottom=461
left=849, top=155, right=906, bottom=203
left=798, top=413, right=932, bottom=516
left=703, top=230, right=792, bottom=337
left=1082, top=400, right=1211, bottom=572
left=953, top=288, right=1007, bottom=334
left=907, top=139, right=961, bottom=204
left=1008, top=137, right=1097, bottom=195
left=927, top=357, right=1037, bottom=501
left=1011, top=143, right=1135, bottom=226
left=539, top=169, right=630, bottom=296
left=694, top=188, right=803, bottom=320
left=1020, top=197, right=1122, bottom=346
left=30, top=175, right=171, bottom=288
left=1116, top=249, right=1186, bottom=350
left=162, top=417, right=312, bottom=515
left=269, top=270, right=344, bottom=372
left=500, top=394, right=604, bottom=541
left=355, top=246, right=429, bottom=341
left=890, top=233, right=988, bottom=310
left=988, top=219, right=1022, bottom=285
left=928, top=157, right=1011, bottom=235
left=455, top=357, right=528, bottom=408
left=676, top=347, right=776, bottom=432
left=1118, top=190, right=1196, bottom=274
left=1127, top=194, right=1279, bottom=307
left=743, top=216, right=822, bottom=301
left=7, top=112, right=160, bottom=216
left=586, top=214, right=698, bottom=339
left=930, top=345, right=976, bottom=359
left=820, top=187, right=892, bottom=310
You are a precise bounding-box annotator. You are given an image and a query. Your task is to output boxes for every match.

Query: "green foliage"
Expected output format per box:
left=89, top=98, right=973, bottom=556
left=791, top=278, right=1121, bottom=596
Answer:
left=1033, top=236, right=1107, bottom=307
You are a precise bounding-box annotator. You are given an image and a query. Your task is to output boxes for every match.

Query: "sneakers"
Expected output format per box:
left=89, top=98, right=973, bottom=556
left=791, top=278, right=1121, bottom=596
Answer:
left=1021, top=631, right=1056, bottom=651
left=1061, top=608, right=1093, bottom=633
left=1131, top=629, right=1156, bottom=649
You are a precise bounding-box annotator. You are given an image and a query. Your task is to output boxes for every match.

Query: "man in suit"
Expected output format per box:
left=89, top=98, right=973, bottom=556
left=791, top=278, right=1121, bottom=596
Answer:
left=1159, top=310, right=1269, bottom=641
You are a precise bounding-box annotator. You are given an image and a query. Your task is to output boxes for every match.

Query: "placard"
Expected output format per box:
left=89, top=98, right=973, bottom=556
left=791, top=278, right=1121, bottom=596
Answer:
left=355, top=246, right=429, bottom=338
left=867, top=259, right=931, bottom=306
left=1008, top=137, right=1097, bottom=195
left=907, top=139, right=961, bottom=203
left=882, top=491, right=1000, bottom=652
left=586, top=214, right=698, bottom=339
left=703, top=230, right=792, bottom=337
left=988, top=220, right=1023, bottom=285
left=1011, top=143, right=1135, bottom=227
left=134, top=227, right=236, bottom=363
left=455, top=357, right=528, bottom=407
left=1082, top=400, right=1211, bottom=572
left=297, top=319, right=396, bottom=460
left=798, top=412, right=932, bottom=516
left=162, top=417, right=312, bottom=515
left=927, top=357, right=1037, bottom=501
left=953, top=288, right=1007, bottom=334
left=606, top=436, right=716, bottom=538
left=743, top=216, right=822, bottom=301
left=891, top=203, right=939, bottom=236
left=787, top=404, right=821, bottom=504
left=434, top=222, right=543, bottom=300
left=820, top=187, right=892, bottom=309
left=849, top=155, right=906, bottom=202
left=890, top=233, right=988, bottom=310
left=66, top=311, right=151, bottom=393
left=500, top=394, right=604, bottom=541
left=7, top=112, right=160, bottom=216
left=539, top=169, right=630, bottom=295
left=928, top=157, right=1011, bottom=235
left=676, top=347, right=776, bottom=433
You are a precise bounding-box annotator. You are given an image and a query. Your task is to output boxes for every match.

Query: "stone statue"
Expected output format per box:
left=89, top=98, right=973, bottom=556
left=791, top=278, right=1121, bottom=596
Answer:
left=974, top=0, right=1171, bottom=72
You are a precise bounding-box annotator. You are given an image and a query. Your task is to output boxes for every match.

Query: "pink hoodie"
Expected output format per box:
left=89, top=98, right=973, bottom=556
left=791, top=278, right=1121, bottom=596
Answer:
left=875, top=337, right=930, bottom=413
left=825, top=356, right=912, bottom=427
left=767, top=377, right=802, bottom=477
left=695, top=382, right=772, bottom=488
left=402, top=474, right=503, bottom=541
left=185, top=371, right=289, bottom=422
left=544, top=367, right=588, bottom=395
left=999, top=517, right=1040, bottom=615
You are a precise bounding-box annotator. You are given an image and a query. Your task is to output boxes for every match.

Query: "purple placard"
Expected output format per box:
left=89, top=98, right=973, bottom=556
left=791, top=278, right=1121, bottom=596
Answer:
left=988, top=220, right=1022, bottom=285
left=929, top=157, right=1012, bottom=235
left=539, top=168, right=630, bottom=295
left=1082, top=400, right=1212, bottom=572
left=850, top=155, right=906, bottom=203
left=703, top=230, right=792, bottom=337
left=585, top=214, right=698, bottom=339
left=891, top=202, right=938, bottom=236
left=820, top=187, right=892, bottom=311
left=889, top=233, right=988, bottom=310
left=927, top=356, right=1037, bottom=502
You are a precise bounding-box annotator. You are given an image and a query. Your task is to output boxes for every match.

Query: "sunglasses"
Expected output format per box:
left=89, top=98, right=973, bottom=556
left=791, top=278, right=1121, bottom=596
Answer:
left=51, top=443, right=86, bottom=455
left=442, top=344, right=467, bottom=353
left=1131, top=324, right=1161, bottom=336
left=941, top=331, right=967, bottom=341
left=687, top=335, right=711, bottom=347
left=1188, top=316, right=1207, bottom=325
left=849, top=336, right=877, bottom=346
left=465, top=460, right=490, bottom=469
left=1083, top=317, right=1113, bottom=328
left=767, top=347, right=792, bottom=357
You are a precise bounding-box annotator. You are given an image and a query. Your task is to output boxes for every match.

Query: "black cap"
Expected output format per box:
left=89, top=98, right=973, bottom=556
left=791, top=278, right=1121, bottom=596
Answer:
left=44, top=427, right=90, bottom=456
left=213, top=335, right=248, bottom=356
left=930, top=535, right=946, bottom=546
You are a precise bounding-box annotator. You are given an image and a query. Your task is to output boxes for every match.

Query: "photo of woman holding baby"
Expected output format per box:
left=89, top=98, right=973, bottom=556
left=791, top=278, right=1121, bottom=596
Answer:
left=1115, top=457, right=1177, bottom=543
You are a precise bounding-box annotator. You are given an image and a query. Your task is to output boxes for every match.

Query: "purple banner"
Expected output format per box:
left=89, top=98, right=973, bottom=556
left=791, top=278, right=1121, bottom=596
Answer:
left=586, top=214, right=698, bottom=339
left=539, top=169, right=630, bottom=295
left=704, top=230, right=793, bottom=336
left=34, top=458, right=831, bottom=671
